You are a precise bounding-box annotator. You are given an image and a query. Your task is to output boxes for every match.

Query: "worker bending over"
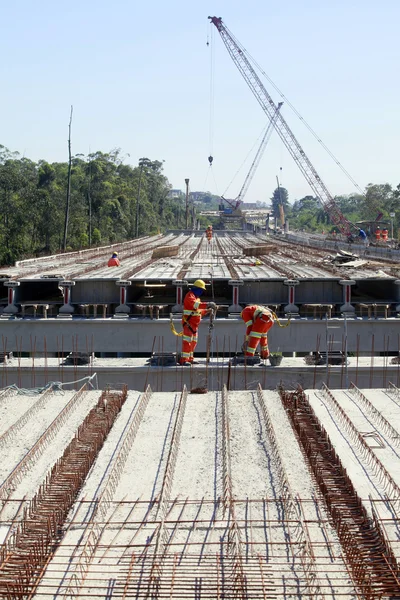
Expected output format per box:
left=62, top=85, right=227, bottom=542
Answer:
left=241, top=305, right=275, bottom=359
left=205, top=225, right=213, bottom=243
left=180, top=279, right=215, bottom=366
left=108, top=252, right=120, bottom=267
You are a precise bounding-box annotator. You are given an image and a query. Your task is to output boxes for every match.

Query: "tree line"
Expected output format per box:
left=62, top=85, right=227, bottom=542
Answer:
left=270, top=183, right=400, bottom=235
left=1, top=142, right=399, bottom=265
left=0, top=146, right=196, bottom=265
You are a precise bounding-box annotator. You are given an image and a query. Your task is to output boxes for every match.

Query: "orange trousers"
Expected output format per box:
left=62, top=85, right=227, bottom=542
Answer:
left=244, top=316, right=274, bottom=358
left=180, top=324, right=198, bottom=363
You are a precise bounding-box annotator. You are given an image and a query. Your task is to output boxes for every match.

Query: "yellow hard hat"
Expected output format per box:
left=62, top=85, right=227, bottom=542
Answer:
left=193, top=279, right=207, bottom=290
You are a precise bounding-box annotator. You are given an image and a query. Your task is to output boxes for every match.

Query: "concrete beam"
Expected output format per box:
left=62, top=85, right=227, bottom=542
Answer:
left=0, top=317, right=399, bottom=353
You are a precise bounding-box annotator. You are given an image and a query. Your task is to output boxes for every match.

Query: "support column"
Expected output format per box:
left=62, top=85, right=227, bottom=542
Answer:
left=284, top=280, right=299, bottom=315
left=228, top=279, right=244, bottom=314
left=340, top=279, right=356, bottom=314
left=58, top=281, right=76, bottom=315
left=115, top=280, right=131, bottom=315
left=172, top=280, right=187, bottom=313
left=3, top=281, right=20, bottom=314
left=395, top=280, right=400, bottom=315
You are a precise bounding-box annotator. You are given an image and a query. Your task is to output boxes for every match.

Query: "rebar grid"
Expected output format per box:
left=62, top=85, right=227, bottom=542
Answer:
left=319, top=383, right=400, bottom=512
left=255, top=385, right=324, bottom=599
left=24, top=498, right=364, bottom=599
left=221, top=386, right=254, bottom=599
left=348, top=382, right=400, bottom=448
left=0, top=385, right=88, bottom=503
left=0, top=386, right=55, bottom=452
left=216, top=238, right=239, bottom=279
left=146, top=386, right=189, bottom=598
left=280, top=385, right=400, bottom=599
left=0, top=386, right=128, bottom=599
left=62, top=385, right=154, bottom=599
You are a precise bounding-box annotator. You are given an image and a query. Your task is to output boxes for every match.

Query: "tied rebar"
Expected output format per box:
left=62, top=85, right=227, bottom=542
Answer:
left=279, top=385, right=400, bottom=599
left=0, top=385, right=128, bottom=599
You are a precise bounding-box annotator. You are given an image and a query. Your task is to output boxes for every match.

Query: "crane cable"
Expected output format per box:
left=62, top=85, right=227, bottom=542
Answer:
left=227, top=28, right=364, bottom=196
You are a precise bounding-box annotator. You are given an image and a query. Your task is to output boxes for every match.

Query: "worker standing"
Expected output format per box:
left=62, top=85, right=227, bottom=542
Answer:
left=241, top=305, right=275, bottom=359
left=108, top=252, right=120, bottom=267
left=358, top=228, right=369, bottom=247
left=205, top=225, right=213, bottom=244
left=180, top=279, right=215, bottom=365
left=375, top=227, right=381, bottom=242
left=381, top=228, right=388, bottom=242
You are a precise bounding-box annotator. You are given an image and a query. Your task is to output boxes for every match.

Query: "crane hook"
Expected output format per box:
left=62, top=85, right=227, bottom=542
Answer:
left=208, top=155, right=213, bottom=166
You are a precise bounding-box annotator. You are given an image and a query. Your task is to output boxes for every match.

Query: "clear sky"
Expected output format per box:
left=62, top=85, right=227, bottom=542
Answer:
left=1, top=0, right=399, bottom=205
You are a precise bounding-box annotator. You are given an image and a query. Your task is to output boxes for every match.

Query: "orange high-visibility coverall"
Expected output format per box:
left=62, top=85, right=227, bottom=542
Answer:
left=180, top=291, right=208, bottom=363
left=241, top=305, right=274, bottom=358
left=206, top=228, right=213, bottom=243
left=108, top=257, right=120, bottom=267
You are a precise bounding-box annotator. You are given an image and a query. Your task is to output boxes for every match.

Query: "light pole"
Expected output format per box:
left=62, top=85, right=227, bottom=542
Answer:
left=185, top=178, right=189, bottom=229
left=390, top=212, right=395, bottom=244
left=135, top=158, right=147, bottom=238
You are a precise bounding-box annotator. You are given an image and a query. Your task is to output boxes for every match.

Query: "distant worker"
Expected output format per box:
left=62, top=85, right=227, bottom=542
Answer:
left=180, top=279, right=215, bottom=366
left=375, top=227, right=381, bottom=242
left=358, top=228, right=369, bottom=247
left=108, top=252, right=120, bottom=267
left=381, top=228, right=388, bottom=242
left=205, top=225, right=213, bottom=244
left=241, top=305, right=275, bottom=359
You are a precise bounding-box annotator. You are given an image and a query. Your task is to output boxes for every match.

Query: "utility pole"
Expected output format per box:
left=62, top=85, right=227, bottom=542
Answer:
left=135, top=158, right=146, bottom=238
left=63, top=105, right=73, bottom=251
left=185, top=178, right=189, bottom=229
left=87, top=151, right=92, bottom=247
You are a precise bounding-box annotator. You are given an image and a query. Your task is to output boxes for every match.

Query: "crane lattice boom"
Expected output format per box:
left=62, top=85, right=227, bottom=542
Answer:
left=209, top=16, right=353, bottom=238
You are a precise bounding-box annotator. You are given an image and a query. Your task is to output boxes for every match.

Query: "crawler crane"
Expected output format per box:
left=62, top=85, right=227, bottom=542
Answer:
left=209, top=16, right=355, bottom=238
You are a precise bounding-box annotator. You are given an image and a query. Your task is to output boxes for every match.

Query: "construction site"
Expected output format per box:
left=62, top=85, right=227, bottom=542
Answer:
left=0, top=14, right=400, bottom=600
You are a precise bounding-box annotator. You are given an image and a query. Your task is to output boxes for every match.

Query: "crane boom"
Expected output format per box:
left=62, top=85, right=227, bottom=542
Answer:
left=209, top=16, right=353, bottom=238
left=222, top=102, right=282, bottom=212
left=237, top=102, right=282, bottom=203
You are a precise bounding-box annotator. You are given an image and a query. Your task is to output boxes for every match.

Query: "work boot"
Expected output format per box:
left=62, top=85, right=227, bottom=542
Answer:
left=181, top=362, right=191, bottom=367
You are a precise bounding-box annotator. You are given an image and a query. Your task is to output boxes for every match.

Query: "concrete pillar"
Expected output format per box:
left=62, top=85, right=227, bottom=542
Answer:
left=284, top=280, right=299, bottom=315
left=228, top=279, right=244, bottom=314
left=172, top=279, right=187, bottom=313
left=340, top=280, right=356, bottom=314
left=58, top=281, right=76, bottom=315
left=3, top=281, right=20, bottom=314
left=395, top=280, right=400, bottom=315
left=115, top=280, right=131, bottom=314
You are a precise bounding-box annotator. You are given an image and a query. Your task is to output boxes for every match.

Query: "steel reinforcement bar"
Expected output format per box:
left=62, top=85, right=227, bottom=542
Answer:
left=146, top=386, right=189, bottom=598
left=221, top=386, right=247, bottom=599
left=0, top=386, right=55, bottom=452
left=0, top=385, right=128, bottom=599
left=255, top=385, right=323, bottom=599
left=319, top=383, right=400, bottom=512
left=62, top=385, right=153, bottom=598
left=348, top=383, right=400, bottom=448
left=386, top=382, right=400, bottom=405
left=280, top=385, right=400, bottom=599
left=0, top=384, right=89, bottom=503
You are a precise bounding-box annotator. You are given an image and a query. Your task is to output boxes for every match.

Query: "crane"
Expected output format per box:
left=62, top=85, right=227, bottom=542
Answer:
left=209, top=16, right=355, bottom=238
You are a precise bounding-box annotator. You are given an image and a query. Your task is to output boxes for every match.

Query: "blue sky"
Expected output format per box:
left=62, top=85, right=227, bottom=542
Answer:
left=1, top=0, right=399, bottom=204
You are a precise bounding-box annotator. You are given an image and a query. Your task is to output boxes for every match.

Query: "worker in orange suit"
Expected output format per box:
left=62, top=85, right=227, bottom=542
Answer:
left=381, top=228, right=388, bottom=242
left=375, top=227, right=381, bottom=242
left=205, top=225, right=213, bottom=243
left=241, top=305, right=275, bottom=359
left=108, top=252, right=120, bottom=267
left=180, top=279, right=215, bottom=366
